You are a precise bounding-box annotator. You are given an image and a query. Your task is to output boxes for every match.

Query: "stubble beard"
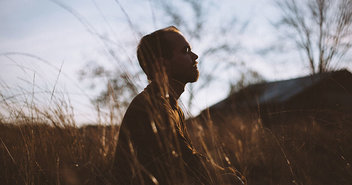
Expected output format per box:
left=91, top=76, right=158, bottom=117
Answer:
left=188, top=68, right=199, bottom=83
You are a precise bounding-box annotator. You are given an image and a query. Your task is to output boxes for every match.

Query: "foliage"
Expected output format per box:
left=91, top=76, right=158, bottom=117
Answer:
left=228, top=69, right=266, bottom=95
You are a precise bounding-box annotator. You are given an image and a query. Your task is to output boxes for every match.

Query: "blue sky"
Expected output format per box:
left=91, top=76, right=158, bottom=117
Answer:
left=1, top=0, right=351, bottom=124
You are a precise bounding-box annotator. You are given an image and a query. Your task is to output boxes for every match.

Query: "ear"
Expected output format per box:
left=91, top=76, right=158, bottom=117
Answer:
left=159, top=57, right=172, bottom=72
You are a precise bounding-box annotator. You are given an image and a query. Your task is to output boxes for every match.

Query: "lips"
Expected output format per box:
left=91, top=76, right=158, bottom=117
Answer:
left=192, top=62, right=199, bottom=71
left=192, top=61, right=198, bottom=67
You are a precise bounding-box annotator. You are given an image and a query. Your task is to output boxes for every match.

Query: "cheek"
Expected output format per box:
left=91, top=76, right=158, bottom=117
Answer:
left=169, top=55, right=193, bottom=74
left=170, top=56, right=183, bottom=68
left=176, top=55, right=192, bottom=66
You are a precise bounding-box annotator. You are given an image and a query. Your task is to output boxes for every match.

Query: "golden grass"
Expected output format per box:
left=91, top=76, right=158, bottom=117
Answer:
left=0, top=91, right=351, bottom=185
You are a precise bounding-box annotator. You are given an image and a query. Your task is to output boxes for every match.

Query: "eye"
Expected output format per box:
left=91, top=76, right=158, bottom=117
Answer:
left=184, top=46, right=191, bottom=54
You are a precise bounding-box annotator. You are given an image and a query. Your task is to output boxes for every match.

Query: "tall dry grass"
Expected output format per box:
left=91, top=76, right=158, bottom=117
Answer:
left=0, top=89, right=119, bottom=185
left=1, top=85, right=351, bottom=185
left=188, top=111, right=352, bottom=185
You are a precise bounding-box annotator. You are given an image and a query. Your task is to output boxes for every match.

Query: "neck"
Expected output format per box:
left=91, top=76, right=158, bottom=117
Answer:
left=150, top=79, right=185, bottom=100
left=169, top=79, right=186, bottom=100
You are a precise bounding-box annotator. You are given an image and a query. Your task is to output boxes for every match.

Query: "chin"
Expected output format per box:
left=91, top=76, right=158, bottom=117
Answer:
left=188, top=71, right=199, bottom=83
left=176, top=70, right=199, bottom=83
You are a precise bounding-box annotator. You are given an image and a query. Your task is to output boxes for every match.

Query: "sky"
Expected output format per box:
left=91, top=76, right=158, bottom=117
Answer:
left=1, top=0, right=351, bottom=124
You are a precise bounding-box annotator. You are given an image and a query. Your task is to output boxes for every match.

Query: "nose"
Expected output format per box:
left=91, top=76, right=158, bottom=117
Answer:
left=191, top=51, right=198, bottom=60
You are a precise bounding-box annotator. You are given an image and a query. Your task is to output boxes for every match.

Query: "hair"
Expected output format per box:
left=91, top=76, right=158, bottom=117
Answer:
left=137, top=26, right=181, bottom=81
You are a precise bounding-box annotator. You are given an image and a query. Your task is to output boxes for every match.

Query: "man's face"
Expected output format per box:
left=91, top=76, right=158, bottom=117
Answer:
left=165, top=32, right=199, bottom=84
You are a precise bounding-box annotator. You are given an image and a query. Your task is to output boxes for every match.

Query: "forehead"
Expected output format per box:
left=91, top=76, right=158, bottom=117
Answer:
left=164, top=32, right=190, bottom=49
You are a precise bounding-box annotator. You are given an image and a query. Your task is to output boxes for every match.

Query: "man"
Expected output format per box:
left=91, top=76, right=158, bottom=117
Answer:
left=113, top=26, right=245, bottom=185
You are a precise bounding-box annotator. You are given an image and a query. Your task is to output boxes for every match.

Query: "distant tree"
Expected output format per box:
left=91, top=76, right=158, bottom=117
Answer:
left=228, top=69, right=266, bottom=95
left=78, top=61, right=140, bottom=117
left=275, top=0, right=352, bottom=74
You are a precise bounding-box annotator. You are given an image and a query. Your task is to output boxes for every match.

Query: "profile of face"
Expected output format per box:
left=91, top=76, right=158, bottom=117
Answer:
left=164, top=32, right=199, bottom=84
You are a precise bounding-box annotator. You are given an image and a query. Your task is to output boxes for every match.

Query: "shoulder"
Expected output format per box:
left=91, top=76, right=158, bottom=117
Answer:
left=124, top=91, right=150, bottom=116
left=121, top=87, right=171, bottom=125
left=128, top=88, right=169, bottom=112
left=118, top=91, right=152, bottom=134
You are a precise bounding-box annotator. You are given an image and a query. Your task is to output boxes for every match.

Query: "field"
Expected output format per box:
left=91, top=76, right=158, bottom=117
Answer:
left=1, top=98, right=351, bottom=185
